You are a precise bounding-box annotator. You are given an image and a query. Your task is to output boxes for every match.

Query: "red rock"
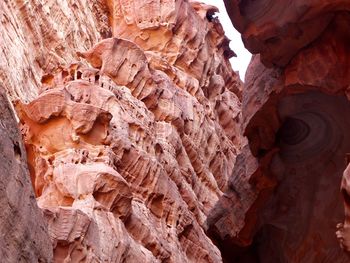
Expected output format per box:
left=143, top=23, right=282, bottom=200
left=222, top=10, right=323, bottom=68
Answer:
left=1, top=0, right=243, bottom=262
left=285, top=13, right=350, bottom=94
left=209, top=1, right=350, bottom=262
left=337, top=162, right=350, bottom=254
left=224, top=0, right=350, bottom=67
left=6, top=0, right=350, bottom=262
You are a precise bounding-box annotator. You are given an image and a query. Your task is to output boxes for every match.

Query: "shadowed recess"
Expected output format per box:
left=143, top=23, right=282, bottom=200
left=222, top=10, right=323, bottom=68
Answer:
left=219, top=91, right=350, bottom=263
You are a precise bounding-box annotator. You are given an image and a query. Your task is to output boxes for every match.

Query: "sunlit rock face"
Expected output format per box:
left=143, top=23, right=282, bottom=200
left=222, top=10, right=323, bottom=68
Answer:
left=0, top=0, right=110, bottom=101
left=1, top=0, right=243, bottom=262
left=208, top=1, right=350, bottom=262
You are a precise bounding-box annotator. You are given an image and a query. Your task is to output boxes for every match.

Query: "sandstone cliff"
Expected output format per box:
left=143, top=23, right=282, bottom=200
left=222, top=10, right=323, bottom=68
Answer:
left=207, top=1, right=350, bottom=262
left=6, top=0, right=350, bottom=262
left=1, top=0, right=242, bottom=262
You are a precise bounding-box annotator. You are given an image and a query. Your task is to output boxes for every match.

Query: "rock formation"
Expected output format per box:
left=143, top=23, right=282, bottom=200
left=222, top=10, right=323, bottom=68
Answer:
left=207, top=1, right=350, bottom=262
left=1, top=0, right=242, bottom=262
left=0, top=91, right=53, bottom=262
left=337, top=162, right=350, bottom=252
left=5, top=0, right=350, bottom=262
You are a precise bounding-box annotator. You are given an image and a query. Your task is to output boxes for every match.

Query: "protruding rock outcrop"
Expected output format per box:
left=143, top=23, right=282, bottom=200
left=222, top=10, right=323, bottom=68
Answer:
left=223, top=0, right=350, bottom=67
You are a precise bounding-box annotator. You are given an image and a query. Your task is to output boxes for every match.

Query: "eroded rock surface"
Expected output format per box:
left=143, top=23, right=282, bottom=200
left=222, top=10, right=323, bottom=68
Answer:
left=2, top=0, right=243, bottom=262
left=336, top=163, right=350, bottom=252
left=0, top=0, right=110, bottom=101
left=208, top=1, right=350, bottom=262
left=223, top=0, right=350, bottom=67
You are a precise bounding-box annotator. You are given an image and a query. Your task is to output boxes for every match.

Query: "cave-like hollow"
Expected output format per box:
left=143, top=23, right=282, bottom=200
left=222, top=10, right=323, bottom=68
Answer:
left=237, top=91, right=350, bottom=263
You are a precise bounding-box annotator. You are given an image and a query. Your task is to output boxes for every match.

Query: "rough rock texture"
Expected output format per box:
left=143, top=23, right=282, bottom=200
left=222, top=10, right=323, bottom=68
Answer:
left=223, top=0, right=350, bottom=67
left=207, top=1, right=350, bottom=262
left=0, top=91, right=53, bottom=262
left=0, top=0, right=111, bottom=101
left=337, top=163, right=350, bottom=252
left=1, top=0, right=243, bottom=262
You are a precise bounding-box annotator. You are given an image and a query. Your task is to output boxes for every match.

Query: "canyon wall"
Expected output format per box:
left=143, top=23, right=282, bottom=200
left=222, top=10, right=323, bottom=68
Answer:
left=207, top=1, right=350, bottom=262
left=1, top=0, right=242, bottom=262
left=5, top=0, right=350, bottom=262
left=0, top=91, right=53, bottom=262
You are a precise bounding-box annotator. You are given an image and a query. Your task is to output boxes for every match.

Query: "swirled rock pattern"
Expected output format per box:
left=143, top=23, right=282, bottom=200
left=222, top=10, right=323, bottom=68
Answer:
left=208, top=1, right=350, bottom=263
left=2, top=0, right=242, bottom=262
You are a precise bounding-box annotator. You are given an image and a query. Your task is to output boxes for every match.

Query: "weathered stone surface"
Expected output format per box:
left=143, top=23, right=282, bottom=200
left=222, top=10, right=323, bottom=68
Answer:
left=1, top=0, right=242, bottom=262
left=0, top=91, right=53, bottom=262
left=8, top=0, right=350, bottom=262
left=0, top=0, right=110, bottom=100
left=208, top=1, right=350, bottom=262
left=337, top=163, right=350, bottom=252
left=285, top=13, right=350, bottom=94
left=224, top=0, right=350, bottom=67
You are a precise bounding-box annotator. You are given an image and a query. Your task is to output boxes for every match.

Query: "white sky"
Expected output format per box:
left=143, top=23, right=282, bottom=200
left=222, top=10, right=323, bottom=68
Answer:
left=200, top=0, right=251, bottom=81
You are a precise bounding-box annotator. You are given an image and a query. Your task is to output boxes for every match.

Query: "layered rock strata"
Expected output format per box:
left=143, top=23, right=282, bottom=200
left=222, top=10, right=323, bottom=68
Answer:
left=2, top=0, right=243, bottom=262
left=208, top=2, right=350, bottom=263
